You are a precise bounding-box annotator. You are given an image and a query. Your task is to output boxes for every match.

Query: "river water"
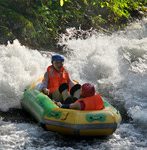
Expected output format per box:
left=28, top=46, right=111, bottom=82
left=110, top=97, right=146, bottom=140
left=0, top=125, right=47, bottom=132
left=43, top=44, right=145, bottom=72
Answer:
left=0, top=18, right=147, bottom=150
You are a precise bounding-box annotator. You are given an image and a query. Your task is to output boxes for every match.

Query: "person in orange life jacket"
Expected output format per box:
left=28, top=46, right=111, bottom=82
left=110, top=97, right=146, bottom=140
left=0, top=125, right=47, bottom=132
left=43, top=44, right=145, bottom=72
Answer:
left=56, top=83, right=104, bottom=110
left=41, top=54, right=81, bottom=103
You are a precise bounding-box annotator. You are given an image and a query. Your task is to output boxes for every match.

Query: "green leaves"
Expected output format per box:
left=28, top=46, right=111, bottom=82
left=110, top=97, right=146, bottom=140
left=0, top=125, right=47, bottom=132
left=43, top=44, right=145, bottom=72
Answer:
left=100, top=2, right=109, bottom=8
left=60, top=0, right=69, bottom=6
left=0, top=0, right=146, bottom=49
left=83, top=0, right=88, bottom=5
left=99, top=0, right=142, bottom=19
left=60, top=0, right=64, bottom=6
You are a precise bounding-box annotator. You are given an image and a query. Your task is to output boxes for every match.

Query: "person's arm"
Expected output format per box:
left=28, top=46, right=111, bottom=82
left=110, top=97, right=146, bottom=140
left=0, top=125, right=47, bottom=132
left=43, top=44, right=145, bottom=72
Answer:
left=41, top=72, right=50, bottom=95
left=64, top=67, right=80, bottom=88
left=69, top=102, right=81, bottom=110
left=67, top=75, right=74, bottom=89
left=58, top=102, right=81, bottom=110
left=64, top=69, right=76, bottom=88
left=42, top=72, right=48, bottom=89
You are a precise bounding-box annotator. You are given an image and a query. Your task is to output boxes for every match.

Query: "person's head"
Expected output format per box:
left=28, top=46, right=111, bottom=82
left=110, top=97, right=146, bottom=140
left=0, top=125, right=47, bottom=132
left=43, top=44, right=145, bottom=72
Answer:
left=51, top=54, right=64, bottom=71
left=81, top=83, right=95, bottom=98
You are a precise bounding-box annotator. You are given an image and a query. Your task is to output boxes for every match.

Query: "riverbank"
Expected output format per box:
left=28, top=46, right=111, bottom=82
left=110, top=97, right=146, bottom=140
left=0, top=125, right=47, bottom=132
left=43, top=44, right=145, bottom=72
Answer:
left=0, top=0, right=146, bottom=50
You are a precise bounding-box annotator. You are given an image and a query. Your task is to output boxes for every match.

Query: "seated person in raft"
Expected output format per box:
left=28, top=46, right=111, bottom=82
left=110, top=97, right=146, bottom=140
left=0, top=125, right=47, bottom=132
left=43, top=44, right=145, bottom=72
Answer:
left=38, top=54, right=81, bottom=104
left=56, top=83, right=104, bottom=111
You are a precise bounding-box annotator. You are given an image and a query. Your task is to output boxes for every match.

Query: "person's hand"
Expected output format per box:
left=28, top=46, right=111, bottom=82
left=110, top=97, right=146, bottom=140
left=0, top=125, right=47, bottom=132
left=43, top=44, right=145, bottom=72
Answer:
left=55, top=102, right=62, bottom=107
left=42, top=88, right=50, bottom=95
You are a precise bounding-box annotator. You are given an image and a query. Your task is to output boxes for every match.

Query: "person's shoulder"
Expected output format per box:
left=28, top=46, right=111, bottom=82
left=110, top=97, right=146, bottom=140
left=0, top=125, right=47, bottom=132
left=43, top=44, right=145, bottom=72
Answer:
left=47, top=65, right=53, bottom=70
left=47, top=65, right=52, bottom=68
left=95, top=93, right=102, bottom=96
left=63, top=66, right=69, bottom=73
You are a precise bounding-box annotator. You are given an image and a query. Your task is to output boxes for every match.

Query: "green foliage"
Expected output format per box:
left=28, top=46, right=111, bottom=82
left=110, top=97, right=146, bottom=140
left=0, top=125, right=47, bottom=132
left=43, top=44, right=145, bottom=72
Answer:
left=92, top=15, right=107, bottom=27
left=0, top=0, right=146, bottom=50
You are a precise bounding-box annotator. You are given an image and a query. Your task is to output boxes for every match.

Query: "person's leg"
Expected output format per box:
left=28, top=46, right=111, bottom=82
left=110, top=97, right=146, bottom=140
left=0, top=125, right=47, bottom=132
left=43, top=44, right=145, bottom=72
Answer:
left=70, top=84, right=81, bottom=101
left=58, top=83, right=73, bottom=104
left=52, top=83, right=81, bottom=104
left=51, top=90, right=63, bottom=102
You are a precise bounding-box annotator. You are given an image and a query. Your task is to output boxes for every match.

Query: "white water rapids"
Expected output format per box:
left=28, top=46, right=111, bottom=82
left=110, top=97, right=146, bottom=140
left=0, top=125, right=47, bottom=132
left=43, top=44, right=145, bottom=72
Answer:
left=0, top=18, right=147, bottom=149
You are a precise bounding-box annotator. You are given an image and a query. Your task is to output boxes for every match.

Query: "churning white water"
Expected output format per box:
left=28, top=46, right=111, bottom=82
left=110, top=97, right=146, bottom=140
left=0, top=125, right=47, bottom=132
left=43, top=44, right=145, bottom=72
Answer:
left=0, top=41, right=50, bottom=111
left=0, top=18, right=147, bottom=149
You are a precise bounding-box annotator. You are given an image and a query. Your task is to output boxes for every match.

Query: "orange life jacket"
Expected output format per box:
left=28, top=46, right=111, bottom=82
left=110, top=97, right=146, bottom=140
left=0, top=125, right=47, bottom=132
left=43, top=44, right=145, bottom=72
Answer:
left=76, top=94, right=104, bottom=110
left=47, top=65, right=69, bottom=94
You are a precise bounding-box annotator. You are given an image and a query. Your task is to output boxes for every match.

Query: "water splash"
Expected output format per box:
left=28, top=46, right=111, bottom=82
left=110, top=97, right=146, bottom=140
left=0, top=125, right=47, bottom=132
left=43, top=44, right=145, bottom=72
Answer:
left=59, top=18, right=147, bottom=126
left=0, top=40, right=50, bottom=111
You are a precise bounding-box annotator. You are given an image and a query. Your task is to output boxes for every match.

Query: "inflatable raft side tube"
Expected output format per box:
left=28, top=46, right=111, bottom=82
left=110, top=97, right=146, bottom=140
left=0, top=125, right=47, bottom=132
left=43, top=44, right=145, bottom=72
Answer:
left=21, top=89, right=58, bottom=122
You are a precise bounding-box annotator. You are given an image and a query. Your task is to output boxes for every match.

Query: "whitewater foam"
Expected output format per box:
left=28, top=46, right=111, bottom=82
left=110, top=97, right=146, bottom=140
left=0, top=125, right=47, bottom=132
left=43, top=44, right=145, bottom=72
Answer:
left=0, top=40, right=50, bottom=111
left=59, top=19, right=147, bottom=127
